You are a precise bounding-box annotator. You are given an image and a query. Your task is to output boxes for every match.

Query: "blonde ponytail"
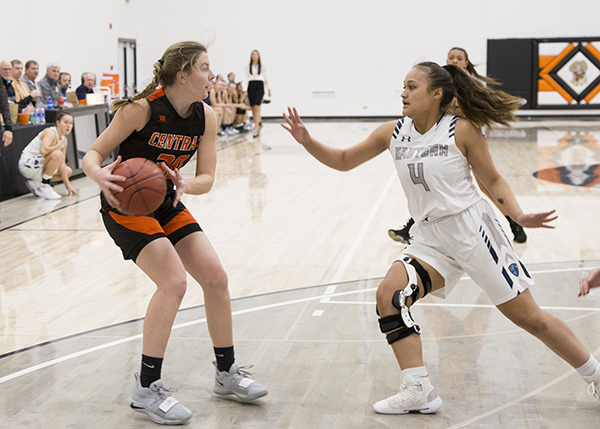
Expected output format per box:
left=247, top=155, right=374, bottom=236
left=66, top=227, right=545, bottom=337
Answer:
left=112, top=41, right=208, bottom=113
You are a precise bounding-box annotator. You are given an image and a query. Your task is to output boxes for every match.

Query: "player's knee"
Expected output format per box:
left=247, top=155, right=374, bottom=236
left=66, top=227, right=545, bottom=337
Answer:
left=511, top=312, right=549, bottom=336
left=202, top=266, right=229, bottom=296
left=163, top=276, right=187, bottom=301
left=376, top=280, right=397, bottom=315
left=48, top=150, right=62, bottom=161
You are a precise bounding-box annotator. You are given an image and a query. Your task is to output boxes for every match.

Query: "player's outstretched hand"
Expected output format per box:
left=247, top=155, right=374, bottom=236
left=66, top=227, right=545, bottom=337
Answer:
left=516, top=210, right=557, bottom=229
left=281, top=107, right=312, bottom=146
left=98, top=155, right=126, bottom=209
left=159, top=162, right=186, bottom=207
left=579, top=268, right=600, bottom=297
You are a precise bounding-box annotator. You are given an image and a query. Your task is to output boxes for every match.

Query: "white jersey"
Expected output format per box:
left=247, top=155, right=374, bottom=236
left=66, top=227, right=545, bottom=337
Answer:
left=21, top=126, right=61, bottom=159
left=389, top=113, right=481, bottom=223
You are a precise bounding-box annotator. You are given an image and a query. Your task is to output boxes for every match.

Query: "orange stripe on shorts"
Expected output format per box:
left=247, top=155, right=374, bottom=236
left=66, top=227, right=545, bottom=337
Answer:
left=109, top=211, right=164, bottom=235
left=162, top=209, right=197, bottom=236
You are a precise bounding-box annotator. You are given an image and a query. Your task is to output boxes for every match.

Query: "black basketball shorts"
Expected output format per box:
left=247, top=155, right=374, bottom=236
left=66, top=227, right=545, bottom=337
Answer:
left=101, top=198, right=202, bottom=261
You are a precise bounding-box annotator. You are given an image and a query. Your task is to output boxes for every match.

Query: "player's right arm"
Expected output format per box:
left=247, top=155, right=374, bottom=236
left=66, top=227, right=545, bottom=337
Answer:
left=82, top=100, right=151, bottom=207
left=282, top=107, right=394, bottom=171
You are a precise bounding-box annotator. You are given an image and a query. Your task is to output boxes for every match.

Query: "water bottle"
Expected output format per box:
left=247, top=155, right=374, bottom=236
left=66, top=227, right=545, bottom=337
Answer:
left=40, top=106, right=46, bottom=124
left=47, top=97, right=53, bottom=110
left=33, top=107, right=40, bottom=125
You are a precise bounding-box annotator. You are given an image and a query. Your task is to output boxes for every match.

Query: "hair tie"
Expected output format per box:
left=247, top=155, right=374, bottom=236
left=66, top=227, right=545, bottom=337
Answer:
left=158, top=59, right=164, bottom=66
left=127, top=98, right=133, bottom=103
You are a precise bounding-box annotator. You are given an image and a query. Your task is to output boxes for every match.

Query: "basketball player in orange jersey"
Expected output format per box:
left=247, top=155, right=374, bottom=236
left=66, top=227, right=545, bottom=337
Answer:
left=283, top=61, right=600, bottom=414
left=82, top=41, right=267, bottom=425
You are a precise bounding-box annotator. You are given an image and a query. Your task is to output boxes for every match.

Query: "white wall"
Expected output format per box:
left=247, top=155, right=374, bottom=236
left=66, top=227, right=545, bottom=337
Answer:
left=4, top=0, right=600, bottom=117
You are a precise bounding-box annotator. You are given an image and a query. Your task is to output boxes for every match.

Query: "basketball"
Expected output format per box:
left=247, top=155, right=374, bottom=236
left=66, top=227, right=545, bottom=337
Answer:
left=112, top=158, right=167, bottom=216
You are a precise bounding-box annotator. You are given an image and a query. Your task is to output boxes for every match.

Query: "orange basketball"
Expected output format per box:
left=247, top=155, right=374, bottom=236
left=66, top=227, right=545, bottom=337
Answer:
left=112, top=158, right=167, bottom=216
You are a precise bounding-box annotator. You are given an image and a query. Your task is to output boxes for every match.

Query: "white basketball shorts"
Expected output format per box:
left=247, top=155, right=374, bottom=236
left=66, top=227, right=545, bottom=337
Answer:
left=399, top=199, right=534, bottom=305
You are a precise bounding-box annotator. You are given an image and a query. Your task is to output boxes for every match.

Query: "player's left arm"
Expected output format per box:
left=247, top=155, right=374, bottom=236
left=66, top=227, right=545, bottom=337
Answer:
left=457, top=119, right=556, bottom=228
left=190, top=103, right=217, bottom=194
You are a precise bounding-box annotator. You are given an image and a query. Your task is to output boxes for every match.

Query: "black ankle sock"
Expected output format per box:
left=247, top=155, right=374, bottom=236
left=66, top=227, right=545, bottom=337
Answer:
left=42, top=178, right=51, bottom=185
left=214, top=346, right=235, bottom=372
left=140, top=354, right=163, bottom=388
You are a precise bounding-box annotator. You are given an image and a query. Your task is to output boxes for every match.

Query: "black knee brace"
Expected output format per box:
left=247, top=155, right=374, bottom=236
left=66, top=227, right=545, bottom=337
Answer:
left=378, top=310, right=421, bottom=344
left=377, top=255, right=431, bottom=345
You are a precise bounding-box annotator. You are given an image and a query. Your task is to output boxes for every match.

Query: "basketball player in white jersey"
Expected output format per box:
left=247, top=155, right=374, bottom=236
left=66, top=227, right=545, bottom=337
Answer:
left=282, top=61, right=600, bottom=414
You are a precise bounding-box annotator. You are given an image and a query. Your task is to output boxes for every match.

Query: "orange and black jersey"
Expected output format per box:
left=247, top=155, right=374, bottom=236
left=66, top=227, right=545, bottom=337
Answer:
left=118, top=87, right=206, bottom=195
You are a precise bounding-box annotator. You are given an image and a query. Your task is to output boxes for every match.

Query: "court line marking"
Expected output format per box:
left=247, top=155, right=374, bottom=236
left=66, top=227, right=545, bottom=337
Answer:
left=321, top=172, right=396, bottom=303
left=323, top=301, right=600, bottom=312
left=2, top=274, right=598, bottom=385
left=446, top=343, right=600, bottom=429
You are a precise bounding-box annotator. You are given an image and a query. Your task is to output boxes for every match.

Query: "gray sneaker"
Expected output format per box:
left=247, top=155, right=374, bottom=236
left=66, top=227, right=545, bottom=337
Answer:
left=129, top=373, right=192, bottom=425
left=213, top=362, right=268, bottom=402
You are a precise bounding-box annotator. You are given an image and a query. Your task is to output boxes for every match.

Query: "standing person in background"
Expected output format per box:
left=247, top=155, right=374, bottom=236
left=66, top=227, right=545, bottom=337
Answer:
left=20, top=60, right=39, bottom=92
left=282, top=61, right=600, bottom=414
left=246, top=50, right=270, bottom=138
left=388, top=47, right=527, bottom=245
left=18, top=110, right=76, bottom=199
left=38, top=63, right=61, bottom=108
left=82, top=41, right=267, bottom=426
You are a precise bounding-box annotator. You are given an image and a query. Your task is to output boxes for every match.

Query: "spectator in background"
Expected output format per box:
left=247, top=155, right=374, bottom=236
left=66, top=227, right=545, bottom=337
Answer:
left=38, top=63, right=61, bottom=108
left=1, top=60, right=39, bottom=110
left=11, top=60, right=41, bottom=108
left=0, top=60, right=15, bottom=102
left=20, top=60, right=39, bottom=92
left=76, top=72, right=95, bottom=101
left=59, top=72, right=71, bottom=98
left=0, top=83, right=13, bottom=146
left=227, top=72, right=236, bottom=85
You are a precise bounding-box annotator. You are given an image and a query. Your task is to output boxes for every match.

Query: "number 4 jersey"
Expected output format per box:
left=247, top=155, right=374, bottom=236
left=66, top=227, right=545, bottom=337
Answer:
left=389, top=113, right=482, bottom=223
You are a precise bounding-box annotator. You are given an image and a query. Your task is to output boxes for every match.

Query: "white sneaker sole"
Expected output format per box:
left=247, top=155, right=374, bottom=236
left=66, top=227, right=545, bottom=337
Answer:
left=129, top=398, right=192, bottom=425
left=213, top=386, right=268, bottom=402
left=373, top=395, right=442, bottom=415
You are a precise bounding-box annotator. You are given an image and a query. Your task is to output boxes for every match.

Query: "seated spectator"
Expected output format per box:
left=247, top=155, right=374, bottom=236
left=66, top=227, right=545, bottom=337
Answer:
left=59, top=72, right=71, bottom=98
left=227, top=72, right=236, bottom=85
left=76, top=72, right=95, bottom=101
left=38, top=63, right=61, bottom=108
left=0, top=83, right=13, bottom=147
left=210, top=80, right=238, bottom=136
left=10, top=60, right=42, bottom=108
left=18, top=110, right=77, bottom=199
left=230, top=82, right=252, bottom=131
left=20, top=60, right=39, bottom=92
left=1, top=60, right=41, bottom=110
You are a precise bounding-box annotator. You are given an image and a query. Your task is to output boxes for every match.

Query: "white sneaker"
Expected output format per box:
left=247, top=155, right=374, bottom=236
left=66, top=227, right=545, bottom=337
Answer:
left=373, top=374, right=442, bottom=414
left=213, top=362, right=268, bottom=402
left=583, top=364, right=600, bottom=399
left=129, top=373, right=192, bottom=425
left=228, top=127, right=240, bottom=135
left=25, top=179, right=39, bottom=195
left=35, top=183, right=61, bottom=200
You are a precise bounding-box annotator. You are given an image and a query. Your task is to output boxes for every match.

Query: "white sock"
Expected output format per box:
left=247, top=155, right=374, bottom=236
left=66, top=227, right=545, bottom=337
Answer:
left=42, top=173, right=52, bottom=181
left=576, top=353, right=600, bottom=378
left=401, top=366, right=428, bottom=379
